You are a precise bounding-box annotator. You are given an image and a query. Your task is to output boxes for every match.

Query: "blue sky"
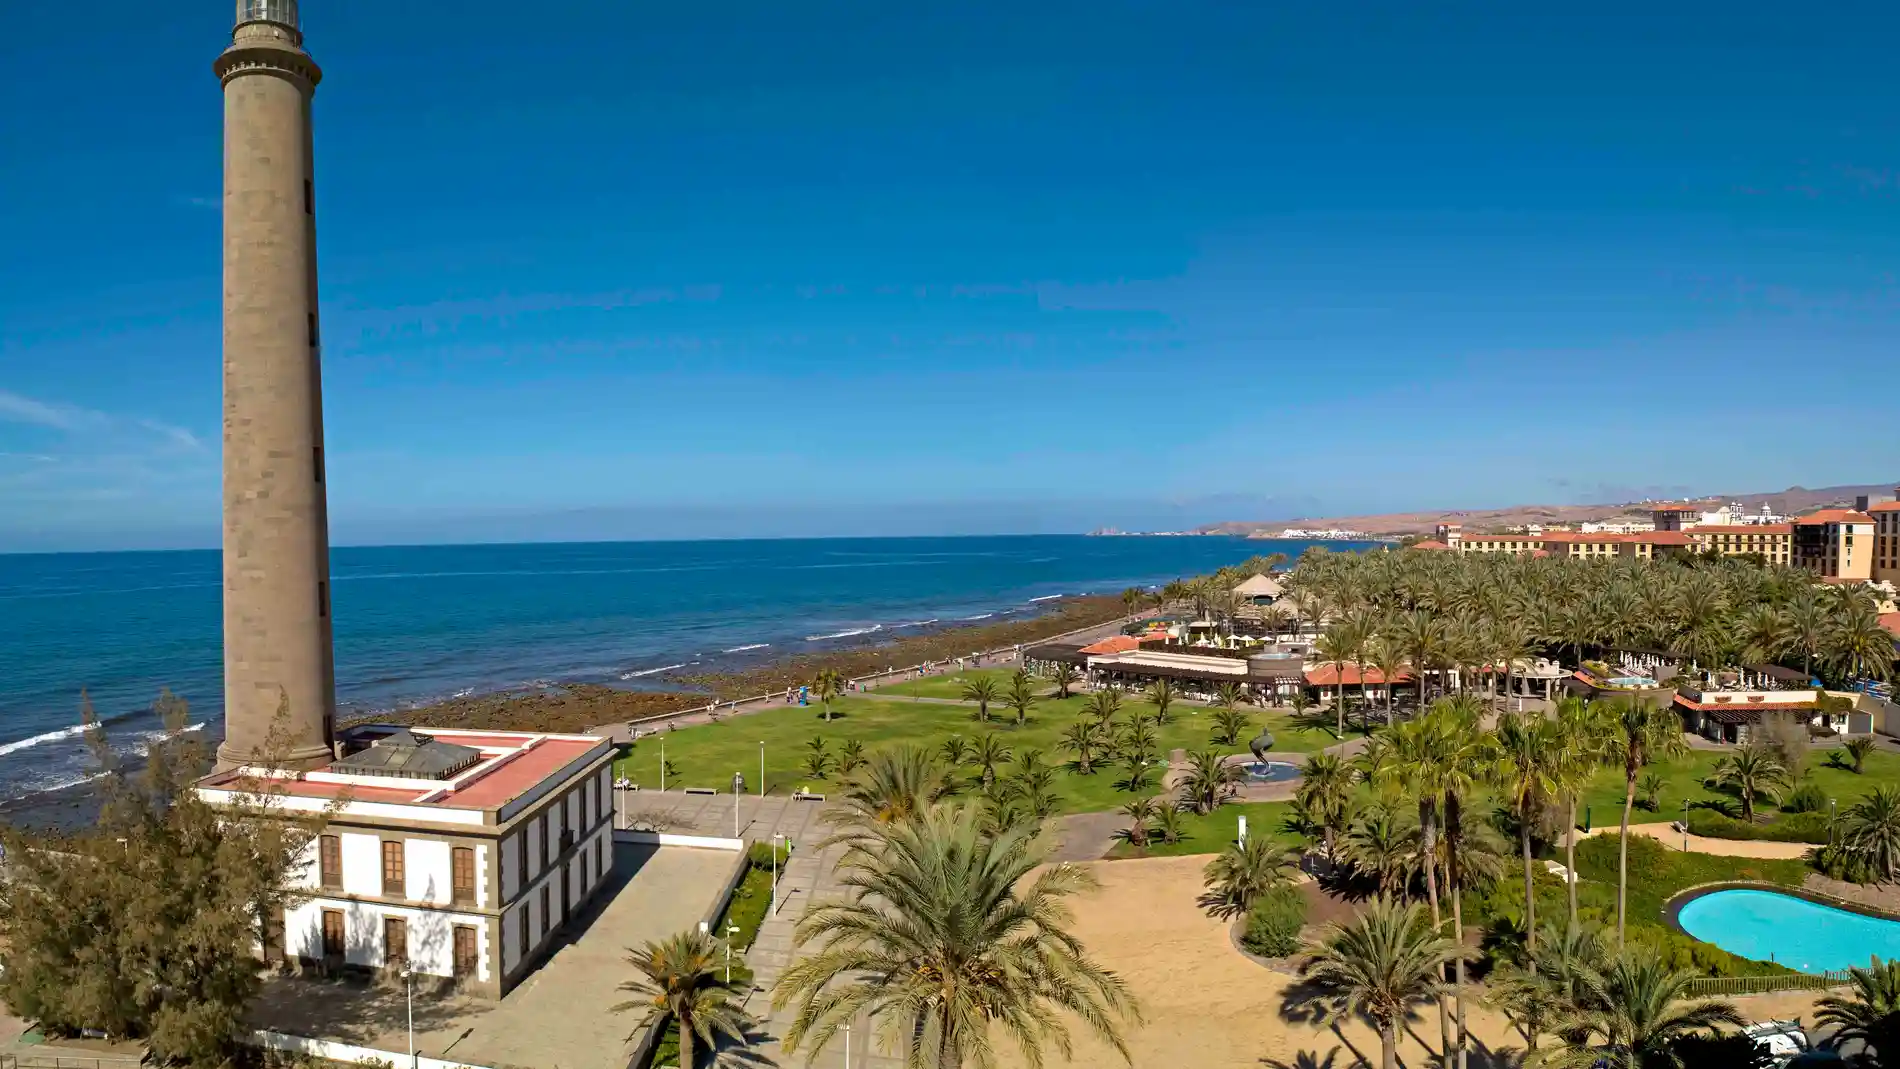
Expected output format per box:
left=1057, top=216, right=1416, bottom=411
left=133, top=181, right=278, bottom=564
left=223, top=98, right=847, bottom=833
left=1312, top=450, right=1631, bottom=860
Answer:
left=1, top=1, right=1896, bottom=551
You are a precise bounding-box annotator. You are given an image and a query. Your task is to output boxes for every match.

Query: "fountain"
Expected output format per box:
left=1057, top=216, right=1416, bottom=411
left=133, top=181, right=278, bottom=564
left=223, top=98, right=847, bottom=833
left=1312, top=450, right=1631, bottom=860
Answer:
left=1241, top=730, right=1300, bottom=783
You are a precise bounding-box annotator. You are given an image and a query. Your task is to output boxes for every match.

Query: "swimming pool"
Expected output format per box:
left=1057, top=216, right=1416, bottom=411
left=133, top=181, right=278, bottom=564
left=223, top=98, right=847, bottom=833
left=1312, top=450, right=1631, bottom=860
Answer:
left=1675, top=887, right=1900, bottom=973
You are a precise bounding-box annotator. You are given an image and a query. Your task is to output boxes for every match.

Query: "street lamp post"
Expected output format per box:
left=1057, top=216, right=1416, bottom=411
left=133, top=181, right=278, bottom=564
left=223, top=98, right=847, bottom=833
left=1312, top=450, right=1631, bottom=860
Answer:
left=401, top=962, right=416, bottom=1069
left=759, top=741, right=766, bottom=799
left=771, top=833, right=785, bottom=915
left=660, top=737, right=666, bottom=792
left=844, top=1023, right=851, bottom=1069
left=732, top=772, right=744, bottom=837
left=725, top=923, right=739, bottom=983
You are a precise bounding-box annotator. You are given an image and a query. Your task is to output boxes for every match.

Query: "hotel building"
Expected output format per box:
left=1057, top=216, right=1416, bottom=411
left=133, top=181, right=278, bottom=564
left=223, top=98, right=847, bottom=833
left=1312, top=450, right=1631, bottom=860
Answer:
left=198, top=726, right=616, bottom=998
left=1792, top=508, right=1875, bottom=582
left=1434, top=524, right=1691, bottom=560
left=1868, top=489, right=1900, bottom=584
left=1682, top=523, right=1793, bottom=566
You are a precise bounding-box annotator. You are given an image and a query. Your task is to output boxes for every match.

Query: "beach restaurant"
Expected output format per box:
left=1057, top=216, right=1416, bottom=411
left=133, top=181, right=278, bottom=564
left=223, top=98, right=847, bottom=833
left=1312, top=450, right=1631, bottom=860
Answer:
left=1024, top=637, right=1306, bottom=702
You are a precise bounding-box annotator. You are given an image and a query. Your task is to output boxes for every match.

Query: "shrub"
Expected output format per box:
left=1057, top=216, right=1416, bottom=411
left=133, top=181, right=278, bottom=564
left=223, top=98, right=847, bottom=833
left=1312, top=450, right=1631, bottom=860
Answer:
left=1782, top=781, right=1827, bottom=814
left=1812, top=843, right=1883, bottom=885
left=1686, top=809, right=1829, bottom=844
left=1240, top=884, right=1306, bottom=958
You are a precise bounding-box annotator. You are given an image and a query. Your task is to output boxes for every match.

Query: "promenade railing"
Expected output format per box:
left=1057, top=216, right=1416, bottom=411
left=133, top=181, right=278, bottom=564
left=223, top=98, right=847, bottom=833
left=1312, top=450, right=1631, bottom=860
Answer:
left=1680, top=971, right=1851, bottom=997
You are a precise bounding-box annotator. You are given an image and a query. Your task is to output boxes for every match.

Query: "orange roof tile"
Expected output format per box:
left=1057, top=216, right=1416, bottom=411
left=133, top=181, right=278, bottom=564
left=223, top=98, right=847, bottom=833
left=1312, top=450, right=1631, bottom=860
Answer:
left=1869, top=501, right=1900, bottom=513
left=1796, top=509, right=1875, bottom=525
left=1409, top=539, right=1452, bottom=550
left=1080, top=635, right=1143, bottom=655
left=1305, top=664, right=1414, bottom=686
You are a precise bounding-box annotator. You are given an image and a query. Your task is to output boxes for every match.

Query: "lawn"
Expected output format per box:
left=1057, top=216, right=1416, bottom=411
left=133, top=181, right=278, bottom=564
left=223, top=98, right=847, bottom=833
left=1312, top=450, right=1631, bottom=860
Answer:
left=614, top=693, right=1335, bottom=816
left=1106, top=800, right=1298, bottom=859
left=872, top=667, right=1018, bottom=699
left=1573, top=744, right=1900, bottom=831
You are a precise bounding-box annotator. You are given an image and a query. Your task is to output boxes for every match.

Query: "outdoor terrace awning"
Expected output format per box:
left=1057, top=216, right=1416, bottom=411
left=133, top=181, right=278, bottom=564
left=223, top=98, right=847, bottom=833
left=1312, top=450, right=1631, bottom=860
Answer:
left=1023, top=643, right=1088, bottom=666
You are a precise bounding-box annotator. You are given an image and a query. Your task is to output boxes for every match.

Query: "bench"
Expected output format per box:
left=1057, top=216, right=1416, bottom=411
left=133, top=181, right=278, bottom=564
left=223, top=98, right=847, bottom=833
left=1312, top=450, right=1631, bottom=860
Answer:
left=684, top=787, right=719, bottom=796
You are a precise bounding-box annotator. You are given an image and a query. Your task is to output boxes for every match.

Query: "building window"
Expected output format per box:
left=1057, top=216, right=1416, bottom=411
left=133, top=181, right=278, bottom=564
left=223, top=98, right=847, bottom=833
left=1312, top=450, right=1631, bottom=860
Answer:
left=317, top=581, right=328, bottom=619
left=452, top=846, right=476, bottom=904
left=303, top=178, right=313, bottom=215
left=517, top=905, right=530, bottom=962
left=453, top=925, right=477, bottom=978
left=580, top=850, right=590, bottom=890
left=307, top=313, right=318, bottom=347
left=313, top=445, right=323, bottom=484
left=384, top=916, right=407, bottom=967
left=381, top=840, right=405, bottom=897
left=541, top=884, right=551, bottom=935
left=319, top=834, right=341, bottom=889
left=597, top=834, right=607, bottom=876
left=321, top=908, right=344, bottom=958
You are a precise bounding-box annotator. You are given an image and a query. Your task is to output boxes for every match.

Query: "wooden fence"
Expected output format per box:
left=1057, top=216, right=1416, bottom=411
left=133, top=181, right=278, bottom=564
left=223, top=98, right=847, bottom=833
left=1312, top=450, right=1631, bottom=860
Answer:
left=1681, top=970, right=1851, bottom=997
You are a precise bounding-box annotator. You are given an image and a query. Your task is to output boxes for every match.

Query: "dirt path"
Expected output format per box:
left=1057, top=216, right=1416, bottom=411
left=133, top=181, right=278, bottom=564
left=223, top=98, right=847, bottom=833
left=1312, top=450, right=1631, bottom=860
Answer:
left=1578, top=821, right=1812, bottom=860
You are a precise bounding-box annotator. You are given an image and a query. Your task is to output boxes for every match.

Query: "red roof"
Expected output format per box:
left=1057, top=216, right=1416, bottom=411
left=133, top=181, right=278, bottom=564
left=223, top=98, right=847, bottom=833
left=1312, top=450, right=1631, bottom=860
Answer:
left=1409, top=539, right=1451, bottom=550
left=1305, top=664, right=1414, bottom=686
left=1869, top=500, right=1900, bottom=513
left=1796, top=509, right=1875, bottom=525
left=1651, top=505, right=1705, bottom=512
left=1080, top=635, right=1143, bottom=655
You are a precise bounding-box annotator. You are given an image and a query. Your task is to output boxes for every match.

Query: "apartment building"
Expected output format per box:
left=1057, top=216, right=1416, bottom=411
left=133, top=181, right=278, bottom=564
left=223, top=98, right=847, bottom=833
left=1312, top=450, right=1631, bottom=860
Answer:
left=197, top=725, right=616, bottom=998
left=1793, top=509, right=1876, bottom=582
left=1439, top=524, right=1691, bottom=560
left=1683, top=523, right=1793, bottom=566
left=1869, top=489, right=1900, bottom=584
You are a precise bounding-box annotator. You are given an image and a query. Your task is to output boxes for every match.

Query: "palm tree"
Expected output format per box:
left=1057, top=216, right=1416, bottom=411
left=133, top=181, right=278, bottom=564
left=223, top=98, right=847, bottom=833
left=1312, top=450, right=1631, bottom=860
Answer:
left=1551, top=698, right=1606, bottom=927
left=1212, top=680, right=1247, bottom=713
left=1118, top=796, right=1159, bottom=848
left=1082, top=687, right=1123, bottom=727
left=1607, top=699, right=1685, bottom=943
left=1295, top=752, right=1357, bottom=864
left=1315, top=628, right=1355, bottom=738
left=1785, top=588, right=1829, bottom=681
left=1210, top=706, right=1252, bottom=746
left=1423, top=697, right=1492, bottom=1069
left=614, top=930, right=751, bottom=1069
left=1003, top=667, right=1038, bottom=727
left=1489, top=920, right=1608, bottom=1055
left=1364, top=633, right=1407, bottom=727
left=972, top=735, right=1012, bottom=793
left=803, top=736, right=835, bottom=779
left=1392, top=609, right=1447, bottom=707
left=838, top=739, right=867, bottom=776
left=1120, top=586, right=1147, bottom=614
left=826, top=745, right=956, bottom=840
left=1542, top=955, right=1744, bottom=1069
left=1144, top=678, right=1177, bottom=724
left=1299, top=896, right=1469, bottom=1069
left=1199, top=836, right=1298, bottom=919
left=1831, top=607, right=1899, bottom=686
left=1341, top=802, right=1419, bottom=898
left=1840, top=786, right=1900, bottom=882
left=1706, top=742, right=1790, bottom=824
left=813, top=667, right=846, bottom=722
left=1814, top=957, right=1900, bottom=1066
left=938, top=735, right=972, bottom=768
left=1059, top=719, right=1106, bottom=775
left=1154, top=804, right=1185, bottom=845
left=773, top=804, right=1140, bottom=1069
left=1493, top=711, right=1559, bottom=954
left=1177, top=749, right=1239, bottom=815
left=959, top=676, right=1000, bottom=722
left=1845, top=735, right=1879, bottom=775
left=1050, top=662, right=1080, bottom=700
left=1734, top=603, right=1792, bottom=666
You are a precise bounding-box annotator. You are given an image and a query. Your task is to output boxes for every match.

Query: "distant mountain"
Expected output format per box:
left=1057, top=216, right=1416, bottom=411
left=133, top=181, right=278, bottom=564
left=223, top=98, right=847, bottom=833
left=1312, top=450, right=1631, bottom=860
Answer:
left=1196, top=481, right=1900, bottom=537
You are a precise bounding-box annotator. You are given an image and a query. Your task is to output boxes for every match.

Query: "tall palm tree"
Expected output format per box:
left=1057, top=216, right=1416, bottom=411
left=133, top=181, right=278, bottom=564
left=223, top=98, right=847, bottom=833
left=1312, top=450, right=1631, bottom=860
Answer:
left=813, top=667, right=846, bottom=722
left=1785, top=588, right=1830, bottom=681
left=1840, top=786, right=1900, bottom=882
left=1425, top=697, right=1493, bottom=1069
left=1299, top=896, right=1469, bottom=1069
left=1212, top=680, right=1247, bottom=713
left=825, top=745, right=957, bottom=844
left=1004, top=667, right=1038, bottom=727
left=1542, top=955, right=1744, bottom=1069
left=1364, top=632, right=1407, bottom=727
left=1082, top=687, right=1122, bottom=727
left=1493, top=711, right=1559, bottom=954
left=1551, top=698, right=1606, bottom=927
left=959, top=676, right=1000, bottom=722
left=1733, top=603, right=1793, bottom=667
left=1814, top=957, right=1900, bottom=1066
left=1490, top=920, right=1610, bottom=1054
left=1199, top=836, right=1298, bottom=919
left=1049, top=662, right=1080, bottom=700
left=1608, top=699, right=1686, bottom=943
left=1376, top=709, right=1458, bottom=1065
left=773, top=804, right=1140, bottom=1069
left=1706, top=743, right=1790, bottom=824
left=1210, top=706, right=1252, bottom=746
left=1831, top=606, right=1899, bottom=686
left=1295, top=752, right=1357, bottom=864
left=1118, top=796, right=1160, bottom=848
left=972, top=735, right=1012, bottom=793
left=1392, top=609, right=1447, bottom=707
left=614, top=930, right=751, bottom=1069
left=1315, top=628, right=1356, bottom=738
left=1144, top=678, right=1177, bottom=724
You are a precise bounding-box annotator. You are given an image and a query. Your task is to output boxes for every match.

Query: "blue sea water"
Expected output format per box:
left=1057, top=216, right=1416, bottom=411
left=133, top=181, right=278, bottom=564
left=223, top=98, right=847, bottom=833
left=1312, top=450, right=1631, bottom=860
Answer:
left=1676, top=887, right=1900, bottom=973
left=0, top=534, right=1353, bottom=800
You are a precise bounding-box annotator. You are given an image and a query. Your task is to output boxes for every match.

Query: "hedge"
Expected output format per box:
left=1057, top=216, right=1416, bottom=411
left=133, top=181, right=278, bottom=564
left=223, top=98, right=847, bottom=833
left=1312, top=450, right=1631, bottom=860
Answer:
left=1241, top=884, right=1306, bottom=958
left=1686, top=809, right=1830, bottom=844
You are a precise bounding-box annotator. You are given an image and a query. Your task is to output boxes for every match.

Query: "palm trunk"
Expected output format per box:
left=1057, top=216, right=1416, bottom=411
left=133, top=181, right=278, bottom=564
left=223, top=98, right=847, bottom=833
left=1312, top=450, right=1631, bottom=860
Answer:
left=1520, top=809, right=1537, bottom=955
left=680, top=1013, right=695, bottom=1069
left=1419, top=802, right=1453, bottom=1069
left=1380, top=1024, right=1397, bottom=1069
left=1617, top=762, right=1637, bottom=946
left=1386, top=682, right=1395, bottom=727
left=1448, top=793, right=1470, bottom=1069
left=1565, top=794, right=1579, bottom=927
left=1336, top=682, right=1346, bottom=738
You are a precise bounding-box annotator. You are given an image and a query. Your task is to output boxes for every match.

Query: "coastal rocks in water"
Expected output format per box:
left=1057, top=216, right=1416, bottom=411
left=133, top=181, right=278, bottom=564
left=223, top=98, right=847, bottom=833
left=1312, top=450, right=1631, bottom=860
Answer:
left=1248, top=731, right=1276, bottom=762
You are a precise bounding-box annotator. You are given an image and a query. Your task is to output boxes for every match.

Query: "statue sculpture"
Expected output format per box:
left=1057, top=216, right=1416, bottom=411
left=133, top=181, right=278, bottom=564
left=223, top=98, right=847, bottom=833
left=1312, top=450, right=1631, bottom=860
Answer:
left=1248, top=730, right=1276, bottom=763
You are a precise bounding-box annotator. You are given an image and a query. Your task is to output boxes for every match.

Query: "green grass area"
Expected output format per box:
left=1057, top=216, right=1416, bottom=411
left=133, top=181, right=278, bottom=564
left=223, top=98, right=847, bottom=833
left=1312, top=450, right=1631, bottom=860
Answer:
left=615, top=694, right=1334, bottom=815
left=1573, top=744, right=1900, bottom=830
left=871, top=667, right=1018, bottom=699
left=1107, top=800, right=1298, bottom=859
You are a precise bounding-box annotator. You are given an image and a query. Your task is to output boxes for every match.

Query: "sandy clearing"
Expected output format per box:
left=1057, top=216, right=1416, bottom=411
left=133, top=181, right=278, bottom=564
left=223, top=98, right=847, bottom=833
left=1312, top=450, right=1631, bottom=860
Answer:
left=1579, top=821, right=1812, bottom=860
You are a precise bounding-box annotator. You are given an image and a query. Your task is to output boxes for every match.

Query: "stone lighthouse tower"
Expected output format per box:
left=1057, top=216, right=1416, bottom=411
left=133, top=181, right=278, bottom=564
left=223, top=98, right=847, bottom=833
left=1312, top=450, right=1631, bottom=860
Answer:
left=215, top=0, right=336, bottom=770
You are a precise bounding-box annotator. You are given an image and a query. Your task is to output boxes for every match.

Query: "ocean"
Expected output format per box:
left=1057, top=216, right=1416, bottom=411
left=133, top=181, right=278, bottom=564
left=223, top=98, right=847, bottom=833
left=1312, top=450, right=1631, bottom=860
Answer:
left=0, top=534, right=1349, bottom=803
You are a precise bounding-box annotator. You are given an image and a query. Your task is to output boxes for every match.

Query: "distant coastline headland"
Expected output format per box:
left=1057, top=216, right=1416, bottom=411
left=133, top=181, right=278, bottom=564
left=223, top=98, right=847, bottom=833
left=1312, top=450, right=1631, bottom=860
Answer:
left=367, top=595, right=1129, bottom=736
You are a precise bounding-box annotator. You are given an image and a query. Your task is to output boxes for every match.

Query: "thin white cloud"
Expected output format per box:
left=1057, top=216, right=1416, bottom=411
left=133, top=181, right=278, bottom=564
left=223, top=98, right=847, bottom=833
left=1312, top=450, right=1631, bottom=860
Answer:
left=137, top=419, right=205, bottom=451
left=0, top=387, right=203, bottom=451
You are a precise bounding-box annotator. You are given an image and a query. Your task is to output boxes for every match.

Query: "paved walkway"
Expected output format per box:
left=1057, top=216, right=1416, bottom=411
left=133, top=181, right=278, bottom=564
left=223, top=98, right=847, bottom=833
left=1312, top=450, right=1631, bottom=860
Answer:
left=1576, top=821, right=1812, bottom=860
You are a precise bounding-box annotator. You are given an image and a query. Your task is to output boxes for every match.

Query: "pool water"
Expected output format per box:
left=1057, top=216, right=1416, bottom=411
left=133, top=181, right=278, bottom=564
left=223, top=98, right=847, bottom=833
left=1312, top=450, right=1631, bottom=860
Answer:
left=1607, top=676, right=1654, bottom=687
left=1677, top=888, right=1900, bottom=973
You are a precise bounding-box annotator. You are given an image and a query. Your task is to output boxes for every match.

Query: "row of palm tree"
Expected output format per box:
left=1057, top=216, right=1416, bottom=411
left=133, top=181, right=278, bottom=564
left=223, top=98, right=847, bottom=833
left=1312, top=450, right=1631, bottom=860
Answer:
left=1284, top=547, right=1893, bottom=701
